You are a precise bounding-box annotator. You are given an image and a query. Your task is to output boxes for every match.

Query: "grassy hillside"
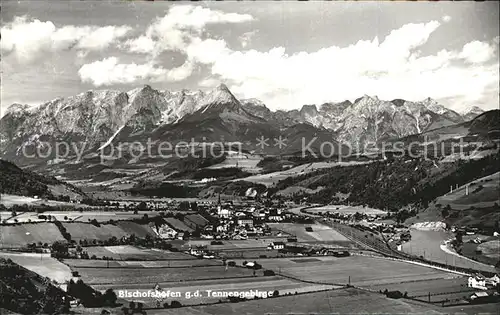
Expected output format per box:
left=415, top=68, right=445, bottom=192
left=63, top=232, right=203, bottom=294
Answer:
left=273, top=153, right=500, bottom=213
left=0, top=159, right=85, bottom=200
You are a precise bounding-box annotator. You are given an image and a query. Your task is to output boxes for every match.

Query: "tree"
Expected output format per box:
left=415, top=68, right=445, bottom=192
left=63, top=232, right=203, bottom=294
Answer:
left=103, top=289, right=117, bottom=306
left=129, top=301, right=136, bottom=311
left=137, top=201, right=148, bottom=211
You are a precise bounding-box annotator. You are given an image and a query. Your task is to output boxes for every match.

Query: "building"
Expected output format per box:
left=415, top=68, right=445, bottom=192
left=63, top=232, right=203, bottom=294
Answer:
left=217, top=207, right=232, bottom=218
left=468, top=274, right=500, bottom=290
left=469, top=291, right=489, bottom=301
left=468, top=274, right=487, bottom=290
left=237, top=218, right=254, bottom=227
left=157, top=224, right=177, bottom=239
left=269, top=241, right=285, bottom=250
left=268, top=215, right=283, bottom=222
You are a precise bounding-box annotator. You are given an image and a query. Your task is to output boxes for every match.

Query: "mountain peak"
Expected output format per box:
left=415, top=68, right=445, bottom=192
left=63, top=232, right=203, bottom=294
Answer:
left=201, top=83, right=239, bottom=107
left=5, top=103, right=30, bottom=116
left=354, top=94, right=378, bottom=104
left=216, top=83, right=230, bottom=92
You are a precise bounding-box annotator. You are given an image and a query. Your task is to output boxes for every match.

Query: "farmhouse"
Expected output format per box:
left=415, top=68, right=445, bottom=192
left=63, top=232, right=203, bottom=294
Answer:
left=468, top=274, right=500, bottom=290
left=469, top=291, right=489, bottom=300
left=268, top=241, right=285, bottom=250
left=157, top=225, right=177, bottom=239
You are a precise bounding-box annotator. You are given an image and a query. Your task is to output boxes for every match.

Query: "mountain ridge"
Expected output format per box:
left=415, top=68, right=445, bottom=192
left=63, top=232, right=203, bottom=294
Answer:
left=0, top=84, right=489, bottom=165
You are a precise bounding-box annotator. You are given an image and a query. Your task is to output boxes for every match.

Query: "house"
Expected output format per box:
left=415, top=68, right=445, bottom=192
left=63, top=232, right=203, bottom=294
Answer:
left=216, top=224, right=228, bottom=232
left=176, top=232, right=185, bottom=240
left=469, top=291, right=489, bottom=300
left=269, top=241, right=285, bottom=250
left=157, top=224, right=177, bottom=239
left=268, top=215, right=283, bottom=222
left=217, top=207, right=232, bottom=218
left=468, top=274, right=487, bottom=290
left=485, top=274, right=500, bottom=287
left=237, top=218, right=254, bottom=227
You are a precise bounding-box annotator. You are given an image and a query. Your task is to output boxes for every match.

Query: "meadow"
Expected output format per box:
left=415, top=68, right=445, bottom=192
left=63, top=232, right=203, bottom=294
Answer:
left=268, top=223, right=353, bottom=246
left=77, top=245, right=194, bottom=260
left=64, top=258, right=221, bottom=268
left=165, top=218, right=194, bottom=232
left=239, top=161, right=372, bottom=187
left=366, top=277, right=473, bottom=303
left=2, top=210, right=160, bottom=224
left=62, top=222, right=130, bottom=241
left=306, top=205, right=387, bottom=216
left=234, top=255, right=461, bottom=286
left=93, top=276, right=337, bottom=307
left=144, top=287, right=444, bottom=315
left=0, top=223, right=66, bottom=248
left=0, top=251, right=73, bottom=284
left=72, top=265, right=261, bottom=285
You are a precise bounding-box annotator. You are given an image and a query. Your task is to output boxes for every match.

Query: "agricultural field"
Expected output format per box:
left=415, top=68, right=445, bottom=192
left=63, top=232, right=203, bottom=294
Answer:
left=145, top=287, right=444, bottom=315
left=187, top=238, right=288, bottom=251
left=401, top=229, right=497, bottom=273
left=165, top=218, right=194, bottom=232
left=460, top=238, right=500, bottom=266
left=0, top=194, right=85, bottom=209
left=206, top=152, right=263, bottom=173
left=99, top=277, right=336, bottom=307
left=217, top=249, right=282, bottom=259
left=268, top=223, right=353, bottom=246
left=77, top=245, right=194, bottom=260
left=307, top=205, right=387, bottom=216
left=235, top=255, right=461, bottom=286
left=62, top=222, right=129, bottom=241
left=0, top=194, right=39, bottom=207
left=64, top=258, right=220, bottom=268
left=0, top=223, right=66, bottom=248
left=366, top=277, right=473, bottom=303
left=115, top=221, right=156, bottom=238
left=1, top=210, right=159, bottom=224
left=183, top=214, right=209, bottom=229
left=0, top=251, right=73, bottom=284
left=72, top=265, right=261, bottom=285
left=239, top=161, right=372, bottom=187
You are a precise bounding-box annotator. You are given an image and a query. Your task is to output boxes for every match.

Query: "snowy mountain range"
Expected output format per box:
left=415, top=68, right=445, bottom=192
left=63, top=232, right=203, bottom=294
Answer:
left=0, top=83, right=487, bottom=164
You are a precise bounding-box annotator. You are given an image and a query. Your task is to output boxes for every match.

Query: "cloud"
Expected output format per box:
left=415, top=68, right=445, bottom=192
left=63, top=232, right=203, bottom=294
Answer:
left=78, top=57, right=193, bottom=86
left=1, top=16, right=132, bottom=64
left=185, top=20, right=498, bottom=112
left=122, top=5, right=254, bottom=56
left=459, top=40, right=496, bottom=64
left=442, top=15, right=452, bottom=23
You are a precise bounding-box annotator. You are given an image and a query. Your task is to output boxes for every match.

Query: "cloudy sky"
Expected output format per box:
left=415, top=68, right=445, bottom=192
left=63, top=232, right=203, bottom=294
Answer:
left=1, top=1, right=499, bottom=117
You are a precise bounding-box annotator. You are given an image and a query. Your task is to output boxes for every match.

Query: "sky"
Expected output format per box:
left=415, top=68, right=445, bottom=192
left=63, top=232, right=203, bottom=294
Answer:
left=1, top=1, right=499, bottom=117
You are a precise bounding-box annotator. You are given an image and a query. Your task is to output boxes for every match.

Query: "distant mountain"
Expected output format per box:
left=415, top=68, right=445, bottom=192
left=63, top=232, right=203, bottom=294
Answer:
left=461, top=106, right=486, bottom=122
left=0, top=83, right=488, bottom=168
left=397, top=110, right=500, bottom=145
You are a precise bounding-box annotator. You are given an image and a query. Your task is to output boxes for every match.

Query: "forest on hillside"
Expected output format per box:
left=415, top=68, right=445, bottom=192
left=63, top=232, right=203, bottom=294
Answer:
left=273, top=153, right=500, bottom=212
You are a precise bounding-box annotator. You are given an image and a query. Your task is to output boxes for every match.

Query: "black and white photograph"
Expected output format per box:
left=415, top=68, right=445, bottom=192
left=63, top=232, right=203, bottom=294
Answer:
left=0, top=1, right=499, bottom=314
